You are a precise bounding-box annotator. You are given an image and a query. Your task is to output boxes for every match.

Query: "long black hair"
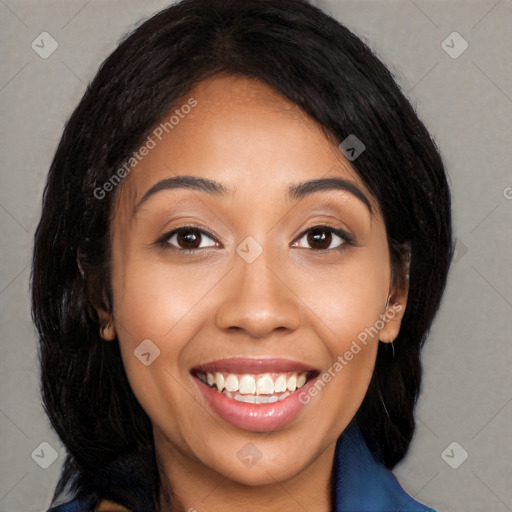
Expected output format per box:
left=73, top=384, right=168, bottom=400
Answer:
left=31, top=0, right=453, bottom=508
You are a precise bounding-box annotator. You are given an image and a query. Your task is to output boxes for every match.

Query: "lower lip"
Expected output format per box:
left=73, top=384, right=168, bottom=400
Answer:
left=194, top=375, right=318, bottom=432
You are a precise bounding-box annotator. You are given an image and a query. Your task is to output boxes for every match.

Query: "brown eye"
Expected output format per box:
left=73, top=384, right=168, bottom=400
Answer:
left=165, top=227, right=217, bottom=250
left=307, top=227, right=333, bottom=250
left=293, top=226, right=349, bottom=251
left=177, top=229, right=201, bottom=249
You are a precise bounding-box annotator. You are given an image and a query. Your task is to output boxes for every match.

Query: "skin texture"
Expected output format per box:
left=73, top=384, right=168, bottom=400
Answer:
left=98, top=74, right=408, bottom=512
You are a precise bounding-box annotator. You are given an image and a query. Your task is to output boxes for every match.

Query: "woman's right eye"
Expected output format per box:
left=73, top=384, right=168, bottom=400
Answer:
left=156, top=227, right=219, bottom=251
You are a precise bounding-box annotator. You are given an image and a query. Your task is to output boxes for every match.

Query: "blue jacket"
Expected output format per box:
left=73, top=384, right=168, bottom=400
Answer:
left=47, top=421, right=436, bottom=511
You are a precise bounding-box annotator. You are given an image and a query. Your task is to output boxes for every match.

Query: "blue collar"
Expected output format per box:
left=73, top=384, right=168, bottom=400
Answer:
left=332, top=421, right=436, bottom=511
left=48, top=422, right=436, bottom=512
left=333, top=421, right=435, bottom=512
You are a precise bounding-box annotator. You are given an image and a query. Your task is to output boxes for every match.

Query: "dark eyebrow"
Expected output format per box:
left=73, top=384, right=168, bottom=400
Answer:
left=134, top=175, right=231, bottom=214
left=134, top=175, right=372, bottom=215
left=288, top=178, right=372, bottom=212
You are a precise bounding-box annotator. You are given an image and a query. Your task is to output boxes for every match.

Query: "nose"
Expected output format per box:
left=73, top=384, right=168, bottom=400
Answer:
left=214, top=249, right=302, bottom=338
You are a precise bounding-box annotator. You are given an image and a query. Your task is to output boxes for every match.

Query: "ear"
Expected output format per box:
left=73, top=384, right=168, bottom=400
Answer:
left=379, top=281, right=409, bottom=343
left=97, top=308, right=116, bottom=341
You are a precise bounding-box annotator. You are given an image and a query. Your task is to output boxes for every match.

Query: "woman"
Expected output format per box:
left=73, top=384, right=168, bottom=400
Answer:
left=31, top=0, right=452, bottom=510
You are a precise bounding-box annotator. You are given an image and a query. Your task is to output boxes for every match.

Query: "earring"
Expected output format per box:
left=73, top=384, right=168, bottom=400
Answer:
left=378, top=337, right=395, bottom=358
left=389, top=339, right=395, bottom=359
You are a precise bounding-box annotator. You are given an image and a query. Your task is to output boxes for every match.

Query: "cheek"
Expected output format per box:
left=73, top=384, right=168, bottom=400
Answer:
left=291, top=247, right=390, bottom=347
left=111, top=248, right=224, bottom=341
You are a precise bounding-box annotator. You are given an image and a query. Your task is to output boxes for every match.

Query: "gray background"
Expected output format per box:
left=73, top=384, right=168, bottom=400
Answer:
left=1, top=0, right=511, bottom=511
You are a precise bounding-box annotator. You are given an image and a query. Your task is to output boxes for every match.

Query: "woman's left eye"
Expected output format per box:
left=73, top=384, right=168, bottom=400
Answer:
left=291, top=225, right=353, bottom=251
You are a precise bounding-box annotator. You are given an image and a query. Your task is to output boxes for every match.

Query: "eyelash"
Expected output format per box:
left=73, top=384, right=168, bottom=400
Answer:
left=153, top=224, right=356, bottom=253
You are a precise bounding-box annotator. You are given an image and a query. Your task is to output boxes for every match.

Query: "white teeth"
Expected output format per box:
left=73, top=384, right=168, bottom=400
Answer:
left=199, top=370, right=311, bottom=400
left=287, top=375, right=297, bottom=392
left=297, top=373, right=307, bottom=388
left=274, top=375, right=287, bottom=393
left=256, top=375, right=274, bottom=395
left=225, top=374, right=239, bottom=392
left=215, top=372, right=225, bottom=392
left=239, top=375, right=256, bottom=394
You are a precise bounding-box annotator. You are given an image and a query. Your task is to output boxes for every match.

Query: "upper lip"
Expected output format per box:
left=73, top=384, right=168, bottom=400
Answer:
left=191, top=357, right=319, bottom=374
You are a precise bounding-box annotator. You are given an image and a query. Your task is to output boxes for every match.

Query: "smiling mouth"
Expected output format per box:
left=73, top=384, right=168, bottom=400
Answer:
left=192, top=370, right=319, bottom=404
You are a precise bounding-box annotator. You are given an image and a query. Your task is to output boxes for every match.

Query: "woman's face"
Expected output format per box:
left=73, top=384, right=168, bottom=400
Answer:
left=105, top=74, right=405, bottom=488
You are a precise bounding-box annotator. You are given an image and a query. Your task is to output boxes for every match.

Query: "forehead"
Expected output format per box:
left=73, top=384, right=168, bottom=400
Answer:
left=113, top=73, right=372, bottom=219
left=192, top=73, right=303, bottom=114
